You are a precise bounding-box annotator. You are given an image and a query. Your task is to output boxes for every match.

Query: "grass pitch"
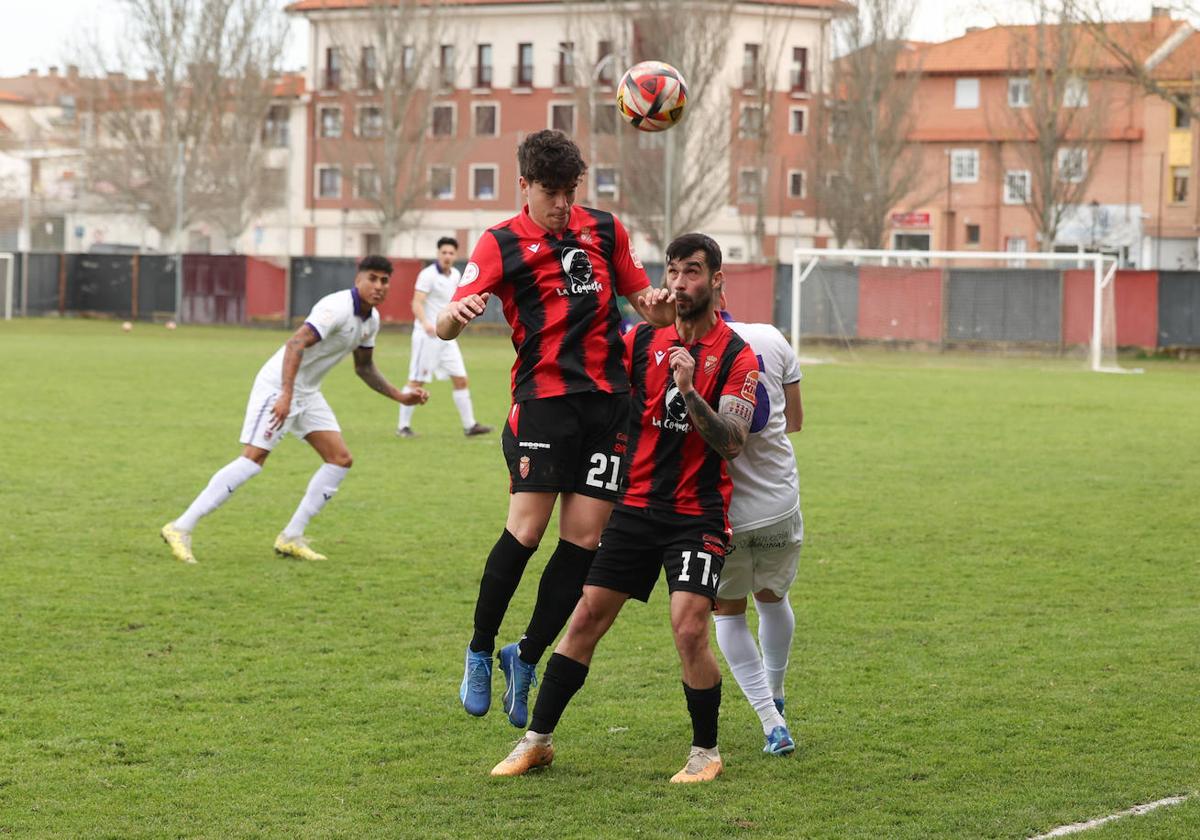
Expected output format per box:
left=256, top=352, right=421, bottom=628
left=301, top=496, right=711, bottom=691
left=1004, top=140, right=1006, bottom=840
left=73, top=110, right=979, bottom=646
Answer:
left=0, top=319, right=1198, bottom=839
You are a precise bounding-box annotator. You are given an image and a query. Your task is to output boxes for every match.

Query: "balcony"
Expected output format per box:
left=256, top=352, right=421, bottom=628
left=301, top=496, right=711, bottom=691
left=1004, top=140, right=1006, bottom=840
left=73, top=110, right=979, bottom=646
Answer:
left=790, top=69, right=809, bottom=95
left=323, top=68, right=342, bottom=91
left=512, top=64, right=534, bottom=89
left=472, top=65, right=493, bottom=89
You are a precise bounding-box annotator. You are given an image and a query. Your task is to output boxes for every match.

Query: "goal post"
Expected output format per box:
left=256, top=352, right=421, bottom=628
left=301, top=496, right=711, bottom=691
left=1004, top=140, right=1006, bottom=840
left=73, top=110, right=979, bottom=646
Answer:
left=789, top=247, right=1137, bottom=373
left=0, top=253, right=14, bottom=321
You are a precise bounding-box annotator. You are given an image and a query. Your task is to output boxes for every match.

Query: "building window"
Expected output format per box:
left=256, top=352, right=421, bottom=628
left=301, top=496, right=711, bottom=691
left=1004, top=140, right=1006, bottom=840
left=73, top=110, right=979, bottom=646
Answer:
left=593, top=102, right=617, bottom=135
left=597, top=41, right=614, bottom=85
left=317, top=166, right=341, bottom=198
left=473, top=103, right=498, bottom=136
left=950, top=148, right=979, bottom=183
left=739, top=104, right=764, bottom=139
left=1063, top=76, right=1088, bottom=107
left=788, top=170, right=806, bottom=198
left=1171, top=166, right=1189, bottom=203
left=471, top=165, right=498, bottom=200
left=356, top=167, right=381, bottom=198
left=594, top=166, right=618, bottom=199
left=402, top=45, right=415, bottom=83
left=319, top=107, right=342, bottom=138
left=557, top=41, right=574, bottom=87
left=439, top=44, right=455, bottom=89
left=742, top=43, right=761, bottom=89
left=737, top=168, right=763, bottom=201
left=363, top=232, right=382, bottom=254
left=429, top=165, right=454, bottom=199
left=965, top=223, right=981, bottom=245
left=789, top=106, right=807, bottom=135
left=59, top=94, right=76, bottom=122
left=516, top=43, right=534, bottom=87
left=1006, top=236, right=1028, bottom=267
left=324, top=47, right=341, bottom=89
left=360, top=46, right=377, bottom=89
left=791, top=47, right=808, bottom=92
left=1008, top=77, right=1031, bottom=108
left=1058, top=147, right=1087, bottom=182
left=475, top=43, right=493, bottom=88
left=357, top=106, right=383, bottom=138
left=1174, top=96, right=1191, bottom=129
left=551, top=103, right=575, bottom=134
left=262, top=104, right=289, bottom=147
left=1004, top=170, right=1031, bottom=204
left=431, top=104, right=456, bottom=137
left=954, top=78, right=980, bottom=109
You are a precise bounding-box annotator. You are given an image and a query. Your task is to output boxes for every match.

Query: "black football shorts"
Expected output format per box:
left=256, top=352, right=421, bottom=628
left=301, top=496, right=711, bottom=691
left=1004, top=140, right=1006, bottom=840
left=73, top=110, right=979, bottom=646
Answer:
left=501, top=391, right=632, bottom=500
left=586, top=505, right=730, bottom=603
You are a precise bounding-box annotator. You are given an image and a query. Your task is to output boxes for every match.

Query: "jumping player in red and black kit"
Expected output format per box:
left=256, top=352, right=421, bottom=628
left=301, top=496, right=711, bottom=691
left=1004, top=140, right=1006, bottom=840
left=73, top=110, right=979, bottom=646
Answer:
left=490, top=232, right=761, bottom=783
left=437, top=129, right=675, bottom=728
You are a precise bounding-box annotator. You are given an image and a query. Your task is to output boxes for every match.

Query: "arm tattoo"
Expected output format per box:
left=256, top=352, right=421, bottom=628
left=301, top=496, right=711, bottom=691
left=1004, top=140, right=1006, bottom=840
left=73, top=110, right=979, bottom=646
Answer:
left=356, top=363, right=395, bottom=397
left=683, top=390, right=750, bottom=460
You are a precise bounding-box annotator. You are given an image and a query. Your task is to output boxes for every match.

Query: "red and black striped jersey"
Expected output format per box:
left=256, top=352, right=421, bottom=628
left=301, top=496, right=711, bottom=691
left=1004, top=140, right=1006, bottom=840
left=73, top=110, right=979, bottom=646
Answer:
left=619, top=318, right=760, bottom=521
left=454, top=205, right=651, bottom=402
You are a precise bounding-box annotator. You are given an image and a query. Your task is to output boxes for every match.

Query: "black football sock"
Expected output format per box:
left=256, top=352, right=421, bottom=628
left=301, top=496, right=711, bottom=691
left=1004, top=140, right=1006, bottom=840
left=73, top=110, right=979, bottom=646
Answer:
left=529, top=653, right=589, bottom=734
left=683, top=681, right=722, bottom=750
left=469, top=529, right=537, bottom=654
left=518, top=539, right=596, bottom=664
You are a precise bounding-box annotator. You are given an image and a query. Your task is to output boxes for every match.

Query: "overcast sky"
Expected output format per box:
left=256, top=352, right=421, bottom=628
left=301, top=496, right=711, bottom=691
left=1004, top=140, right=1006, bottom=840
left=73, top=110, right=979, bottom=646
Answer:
left=0, top=0, right=1179, bottom=79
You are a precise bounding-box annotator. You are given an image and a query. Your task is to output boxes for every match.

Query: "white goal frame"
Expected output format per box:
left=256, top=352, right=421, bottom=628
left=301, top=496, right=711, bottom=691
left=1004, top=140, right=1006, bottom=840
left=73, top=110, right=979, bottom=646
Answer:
left=790, top=248, right=1133, bottom=373
left=0, top=253, right=14, bottom=321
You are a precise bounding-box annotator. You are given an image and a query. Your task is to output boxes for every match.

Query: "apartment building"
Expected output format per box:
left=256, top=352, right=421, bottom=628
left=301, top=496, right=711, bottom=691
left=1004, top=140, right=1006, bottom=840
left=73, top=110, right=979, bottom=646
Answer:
left=286, top=0, right=843, bottom=262
left=886, top=12, right=1200, bottom=268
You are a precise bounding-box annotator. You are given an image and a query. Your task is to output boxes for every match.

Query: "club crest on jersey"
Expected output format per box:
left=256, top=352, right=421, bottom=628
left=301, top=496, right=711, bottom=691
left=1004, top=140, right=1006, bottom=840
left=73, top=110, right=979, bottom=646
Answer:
left=654, top=383, right=691, bottom=433
left=459, top=262, right=479, bottom=286
left=519, top=456, right=531, bottom=479
left=704, top=355, right=717, bottom=375
left=557, top=248, right=603, bottom=296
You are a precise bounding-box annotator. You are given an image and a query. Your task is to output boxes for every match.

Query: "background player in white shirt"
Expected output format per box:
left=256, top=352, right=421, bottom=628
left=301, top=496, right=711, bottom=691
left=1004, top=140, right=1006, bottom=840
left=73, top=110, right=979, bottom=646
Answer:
left=161, top=256, right=428, bottom=564
left=712, top=296, right=804, bottom=757
left=397, top=237, right=491, bottom=438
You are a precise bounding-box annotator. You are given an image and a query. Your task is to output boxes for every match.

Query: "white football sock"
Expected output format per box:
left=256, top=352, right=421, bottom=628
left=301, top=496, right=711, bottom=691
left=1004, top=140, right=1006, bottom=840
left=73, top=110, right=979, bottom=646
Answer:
left=283, top=463, right=349, bottom=538
left=755, top=596, right=795, bottom=701
left=175, top=456, right=262, bottom=532
left=715, top=613, right=785, bottom=734
left=398, top=393, right=416, bottom=429
left=452, top=388, right=477, bottom=429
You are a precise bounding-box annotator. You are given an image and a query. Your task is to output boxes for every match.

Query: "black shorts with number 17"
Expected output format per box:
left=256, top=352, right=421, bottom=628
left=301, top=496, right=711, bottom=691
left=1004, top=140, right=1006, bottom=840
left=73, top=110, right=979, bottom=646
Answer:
left=501, top=391, right=632, bottom=501
left=587, top=505, right=731, bottom=603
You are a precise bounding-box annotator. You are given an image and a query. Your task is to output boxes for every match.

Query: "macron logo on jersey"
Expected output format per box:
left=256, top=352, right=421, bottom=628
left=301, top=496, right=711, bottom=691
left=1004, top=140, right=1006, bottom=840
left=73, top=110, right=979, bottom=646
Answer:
left=654, top=350, right=666, bottom=366
left=527, top=244, right=541, bottom=254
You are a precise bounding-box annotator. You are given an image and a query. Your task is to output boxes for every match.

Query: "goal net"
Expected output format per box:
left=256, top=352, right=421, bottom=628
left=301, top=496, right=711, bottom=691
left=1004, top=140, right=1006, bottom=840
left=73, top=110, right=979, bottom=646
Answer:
left=788, top=248, right=1135, bottom=373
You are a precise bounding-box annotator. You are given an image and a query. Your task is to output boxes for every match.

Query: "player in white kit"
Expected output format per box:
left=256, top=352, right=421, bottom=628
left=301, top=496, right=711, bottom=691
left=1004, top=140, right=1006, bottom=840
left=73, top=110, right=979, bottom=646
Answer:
left=712, top=300, right=804, bottom=757
left=397, top=237, right=492, bottom=438
left=160, top=256, right=429, bottom=564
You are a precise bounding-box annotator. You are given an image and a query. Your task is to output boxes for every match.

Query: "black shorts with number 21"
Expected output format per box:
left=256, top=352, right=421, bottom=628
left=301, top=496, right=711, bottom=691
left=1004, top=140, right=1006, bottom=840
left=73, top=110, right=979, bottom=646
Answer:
left=501, top=391, right=632, bottom=501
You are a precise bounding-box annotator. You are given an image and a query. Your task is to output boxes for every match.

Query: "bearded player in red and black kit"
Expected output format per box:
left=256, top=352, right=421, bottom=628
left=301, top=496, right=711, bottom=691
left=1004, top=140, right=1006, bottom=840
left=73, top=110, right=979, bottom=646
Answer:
left=490, top=232, right=760, bottom=783
left=437, top=129, right=675, bottom=728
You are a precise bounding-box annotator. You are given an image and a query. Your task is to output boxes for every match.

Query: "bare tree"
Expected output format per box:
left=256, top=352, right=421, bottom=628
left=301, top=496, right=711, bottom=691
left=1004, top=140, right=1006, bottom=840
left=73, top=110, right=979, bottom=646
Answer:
left=322, top=0, right=464, bottom=251
left=80, top=0, right=287, bottom=248
left=581, top=0, right=738, bottom=251
left=811, top=0, right=925, bottom=248
left=1003, top=0, right=1109, bottom=247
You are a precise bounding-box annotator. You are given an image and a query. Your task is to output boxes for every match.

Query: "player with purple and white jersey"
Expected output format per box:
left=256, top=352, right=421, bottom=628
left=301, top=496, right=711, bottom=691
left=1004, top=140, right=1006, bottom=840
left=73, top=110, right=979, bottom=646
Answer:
left=713, top=304, right=805, bottom=757
left=160, top=256, right=428, bottom=564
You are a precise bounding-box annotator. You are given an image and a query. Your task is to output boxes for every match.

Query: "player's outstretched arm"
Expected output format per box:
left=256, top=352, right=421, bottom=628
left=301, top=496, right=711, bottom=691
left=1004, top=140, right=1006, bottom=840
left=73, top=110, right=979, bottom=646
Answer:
left=436, top=292, right=490, bottom=340
left=629, top=285, right=676, bottom=327
left=353, top=347, right=429, bottom=405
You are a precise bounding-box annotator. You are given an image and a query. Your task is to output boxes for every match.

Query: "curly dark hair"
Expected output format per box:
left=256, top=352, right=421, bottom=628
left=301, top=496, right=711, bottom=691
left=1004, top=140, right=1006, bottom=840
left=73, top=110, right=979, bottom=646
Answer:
left=517, top=129, right=588, bottom=189
left=358, top=255, right=393, bottom=275
left=666, top=233, right=723, bottom=273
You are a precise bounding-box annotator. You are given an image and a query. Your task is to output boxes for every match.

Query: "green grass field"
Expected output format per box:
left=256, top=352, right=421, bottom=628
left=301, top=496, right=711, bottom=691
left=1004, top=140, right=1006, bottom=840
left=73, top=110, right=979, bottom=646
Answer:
left=1, top=318, right=1198, bottom=839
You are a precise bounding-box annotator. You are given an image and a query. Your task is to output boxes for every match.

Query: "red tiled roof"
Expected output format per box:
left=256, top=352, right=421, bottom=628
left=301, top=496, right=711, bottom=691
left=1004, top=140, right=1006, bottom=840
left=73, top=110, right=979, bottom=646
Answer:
left=272, top=73, right=306, bottom=97
left=1149, top=30, right=1200, bottom=80
left=288, top=0, right=849, bottom=11
left=898, top=19, right=1188, bottom=76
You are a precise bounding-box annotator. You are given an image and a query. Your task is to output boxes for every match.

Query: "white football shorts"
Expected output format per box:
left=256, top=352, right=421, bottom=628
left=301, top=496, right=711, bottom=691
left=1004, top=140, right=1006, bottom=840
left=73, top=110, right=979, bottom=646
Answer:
left=718, top=508, right=804, bottom=600
left=239, top=379, right=340, bottom=451
left=408, top=329, right=467, bottom=382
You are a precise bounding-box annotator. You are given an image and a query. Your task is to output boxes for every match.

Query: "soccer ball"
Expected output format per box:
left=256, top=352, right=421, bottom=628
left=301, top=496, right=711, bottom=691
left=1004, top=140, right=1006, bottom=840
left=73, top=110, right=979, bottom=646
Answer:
left=165, top=320, right=177, bottom=330
left=121, top=321, right=133, bottom=332
left=616, top=60, right=688, bottom=132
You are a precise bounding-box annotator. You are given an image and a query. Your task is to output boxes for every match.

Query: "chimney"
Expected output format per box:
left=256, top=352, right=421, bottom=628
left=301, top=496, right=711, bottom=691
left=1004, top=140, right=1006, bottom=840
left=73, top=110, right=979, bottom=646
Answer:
left=48, top=66, right=59, bottom=77
left=965, top=26, right=982, bottom=34
left=1151, top=6, right=1170, bottom=18
left=67, top=65, right=79, bottom=80
left=28, top=68, right=38, bottom=77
